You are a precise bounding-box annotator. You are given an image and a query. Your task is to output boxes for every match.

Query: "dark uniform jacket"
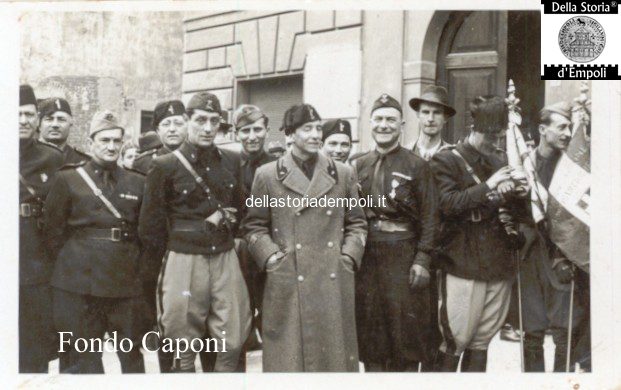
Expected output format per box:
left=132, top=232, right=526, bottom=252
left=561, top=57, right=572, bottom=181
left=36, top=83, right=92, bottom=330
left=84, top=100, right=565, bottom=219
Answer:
left=19, top=139, right=64, bottom=285
left=139, top=141, right=242, bottom=260
left=133, top=146, right=172, bottom=175
left=239, top=150, right=276, bottom=221
left=351, top=145, right=438, bottom=269
left=44, top=160, right=145, bottom=298
left=430, top=140, right=518, bottom=281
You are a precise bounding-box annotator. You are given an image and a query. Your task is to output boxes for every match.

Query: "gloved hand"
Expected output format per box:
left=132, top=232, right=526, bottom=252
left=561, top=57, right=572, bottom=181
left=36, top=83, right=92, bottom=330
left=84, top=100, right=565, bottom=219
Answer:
left=506, top=230, right=526, bottom=250
left=553, top=260, right=574, bottom=284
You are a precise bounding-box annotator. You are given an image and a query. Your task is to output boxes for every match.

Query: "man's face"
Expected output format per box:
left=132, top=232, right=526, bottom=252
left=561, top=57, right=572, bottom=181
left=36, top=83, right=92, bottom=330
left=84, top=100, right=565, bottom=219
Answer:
left=157, top=114, right=187, bottom=148
left=236, top=118, right=268, bottom=154
left=39, top=111, right=73, bottom=144
left=292, top=120, right=322, bottom=155
left=371, top=107, right=402, bottom=148
left=122, top=147, right=137, bottom=168
left=417, top=102, right=448, bottom=137
left=19, top=104, right=38, bottom=140
left=187, top=109, right=221, bottom=148
left=540, top=112, right=572, bottom=151
left=471, top=130, right=505, bottom=155
left=322, top=133, right=352, bottom=162
left=89, top=128, right=123, bottom=164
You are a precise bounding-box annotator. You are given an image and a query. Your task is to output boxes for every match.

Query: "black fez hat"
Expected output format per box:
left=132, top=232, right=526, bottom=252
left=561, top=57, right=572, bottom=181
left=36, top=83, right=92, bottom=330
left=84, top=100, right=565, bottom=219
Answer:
left=153, top=100, right=186, bottom=129
left=280, top=104, right=321, bottom=136
left=371, top=93, right=402, bottom=115
left=409, top=85, right=456, bottom=117
left=187, top=92, right=222, bottom=114
left=470, top=95, right=508, bottom=134
left=322, top=119, right=352, bottom=142
left=39, top=97, right=72, bottom=118
left=20, top=85, right=37, bottom=107
left=138, top=131, right=163, bottom=152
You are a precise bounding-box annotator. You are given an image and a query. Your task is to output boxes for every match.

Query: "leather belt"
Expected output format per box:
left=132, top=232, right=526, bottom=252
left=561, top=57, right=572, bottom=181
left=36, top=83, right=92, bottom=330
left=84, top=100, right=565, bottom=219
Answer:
left=19, top=202, right=43, bottom=218
left=74, top=227, right=136, bottom=242
left=171, top=219, right=210, bottom=233
left=368, top=219, right=414, bottom=233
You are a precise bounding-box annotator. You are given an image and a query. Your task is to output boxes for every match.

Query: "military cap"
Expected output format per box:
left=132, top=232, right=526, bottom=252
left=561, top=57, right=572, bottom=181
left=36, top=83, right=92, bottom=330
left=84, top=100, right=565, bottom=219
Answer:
left=540, top=101, right=572, bottom=121
left=280, top=104, right=321, bottom=136
left=469, top=95, right=508, bottom=134
left=153, top=100, right=185, bottom=129
left=409, top=85, right=456, bottom=117
left=187, top=92, right=222, bottom=114
left=138, top=131, right=162, bottom=152
left=322, top=119, right=352, bottom=142
left=267, top=141, right=286, bottom=154
left=39, top=97, right=72, bottom=118
left=20, top=84, right=37, bottom=107
left=232, top=104, right=268, bottom=130
left=371, top=93, right=402, bottom=115
left=89, top=110, right=124, bottom=138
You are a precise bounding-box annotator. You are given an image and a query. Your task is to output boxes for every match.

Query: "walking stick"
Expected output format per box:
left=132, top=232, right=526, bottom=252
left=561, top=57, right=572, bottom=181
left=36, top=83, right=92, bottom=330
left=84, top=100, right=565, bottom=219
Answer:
left=515, top=249, right=525, bottom=373
left=566, top=276, right=575, bottom=372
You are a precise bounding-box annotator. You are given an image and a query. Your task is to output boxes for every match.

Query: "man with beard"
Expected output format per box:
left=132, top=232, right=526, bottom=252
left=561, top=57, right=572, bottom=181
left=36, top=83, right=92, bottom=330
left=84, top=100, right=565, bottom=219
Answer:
left=133, top=100, right=187, bottom=175
left=242, top=104, right=367, bottom=372
left=38, top=97, right=90, bottom=164
left=139, top=92, right=251, bottom=372
left=408, top=86, right=454, bottom=160
left=44, top=111, right=146, bottom=373
left=519, top=102, right=587, bottom=371
left=430, top=95, right=524, bottom=372
left=321, top=119, right=353, bottom=163
left=351, top=94, right=439, bottom=372
left=19, top=85, right=64, bottom=373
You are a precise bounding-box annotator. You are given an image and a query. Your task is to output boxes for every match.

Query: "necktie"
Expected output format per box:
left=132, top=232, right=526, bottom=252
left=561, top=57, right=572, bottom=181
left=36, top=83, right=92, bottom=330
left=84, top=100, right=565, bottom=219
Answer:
left=102, top=170, right=112, bottom=190
left=370, top=153, right=385, bottom=204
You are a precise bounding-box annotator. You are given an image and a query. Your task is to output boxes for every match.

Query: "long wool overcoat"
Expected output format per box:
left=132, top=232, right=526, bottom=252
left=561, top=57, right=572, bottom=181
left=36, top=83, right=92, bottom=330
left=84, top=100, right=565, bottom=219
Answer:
left=243, top=152, right=367, bottom=372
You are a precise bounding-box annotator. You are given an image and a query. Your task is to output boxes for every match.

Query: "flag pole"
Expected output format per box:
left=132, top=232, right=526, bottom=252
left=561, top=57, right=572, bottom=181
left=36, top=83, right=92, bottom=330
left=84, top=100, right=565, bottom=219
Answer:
left=506, top=79, right=526, bottom=372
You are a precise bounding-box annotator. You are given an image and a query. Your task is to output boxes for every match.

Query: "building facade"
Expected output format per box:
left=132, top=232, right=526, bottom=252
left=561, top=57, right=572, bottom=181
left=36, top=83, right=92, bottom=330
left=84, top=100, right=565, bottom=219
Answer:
left=182, top=10, right=587, bottom=152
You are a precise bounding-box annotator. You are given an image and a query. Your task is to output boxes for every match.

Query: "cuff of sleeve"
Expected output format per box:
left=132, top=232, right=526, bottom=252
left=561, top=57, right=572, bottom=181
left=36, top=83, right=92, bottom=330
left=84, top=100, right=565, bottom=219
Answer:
left=466, top=182, right=492, bottom=204
left=341, top=236, right=366, bottom=269
left=246, top=233, right=281, bottom=270
left=552, top=257, right=568, bottom=269
left=414, top=251, right=432, bottom=270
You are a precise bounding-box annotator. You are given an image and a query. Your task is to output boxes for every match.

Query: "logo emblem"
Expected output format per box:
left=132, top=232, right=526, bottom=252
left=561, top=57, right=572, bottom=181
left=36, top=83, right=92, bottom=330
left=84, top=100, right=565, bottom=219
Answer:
left=380, top=94, right=389, bottom=103
left=205, top=99, right=213, bottom=110
left=339, top=122, right=345, bottom=132
left=168, top=104, right=175, bottom=115
left=55, top=99, right=61, bottom=110
left=308, top=106, right=315, bottom=120
left=40, top=173, right=48, bottom=183
left=558, top=16, right=606, bottom=63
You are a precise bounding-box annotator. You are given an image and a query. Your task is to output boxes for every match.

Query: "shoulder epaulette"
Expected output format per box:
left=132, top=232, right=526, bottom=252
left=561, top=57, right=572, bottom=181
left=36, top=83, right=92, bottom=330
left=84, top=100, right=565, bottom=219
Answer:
left=74, top=148, right=90, bottom=157
left=124, top=167, right=146, bottom=177
left=438, top=144, right=456, bottom=153
left=276, top=157, right=289, bottom=181
left=60, top=161, right=87, bottom=170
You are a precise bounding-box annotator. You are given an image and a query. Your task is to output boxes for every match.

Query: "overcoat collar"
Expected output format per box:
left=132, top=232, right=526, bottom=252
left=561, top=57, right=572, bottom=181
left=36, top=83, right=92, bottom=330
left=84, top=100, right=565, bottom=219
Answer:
left=280, top=151, right=336, bottom=211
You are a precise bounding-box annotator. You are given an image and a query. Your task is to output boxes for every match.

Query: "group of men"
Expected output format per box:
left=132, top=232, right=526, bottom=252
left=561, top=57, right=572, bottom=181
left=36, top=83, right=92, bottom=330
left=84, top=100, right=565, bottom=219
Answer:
left=19, top=81, right=590, bottom=374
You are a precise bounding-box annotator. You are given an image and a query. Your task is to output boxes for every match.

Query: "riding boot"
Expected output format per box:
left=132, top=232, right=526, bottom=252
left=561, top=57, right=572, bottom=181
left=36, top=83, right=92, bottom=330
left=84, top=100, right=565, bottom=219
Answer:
left=460, top=349, right=487, bottom=372
left=433, top=350, right=460, bottom=372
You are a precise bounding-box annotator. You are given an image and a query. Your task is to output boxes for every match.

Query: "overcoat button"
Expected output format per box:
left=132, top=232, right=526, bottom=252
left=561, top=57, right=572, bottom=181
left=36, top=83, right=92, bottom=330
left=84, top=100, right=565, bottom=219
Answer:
left=327, top=242, right=334, bottom=248
left=330, top=273, right=336, bottom=279
left=295, top=212, right=301, bottom=216
left=296, top=244, right=302, bottom=250
left=326, top=210, right=332, bottom=216
left=298, top=275, right=304, bottom=282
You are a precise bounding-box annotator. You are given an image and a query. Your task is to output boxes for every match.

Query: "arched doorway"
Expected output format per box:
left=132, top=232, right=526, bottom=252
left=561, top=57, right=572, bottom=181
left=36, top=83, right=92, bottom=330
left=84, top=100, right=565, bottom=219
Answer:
left=435, top=11, right=544, bottom=144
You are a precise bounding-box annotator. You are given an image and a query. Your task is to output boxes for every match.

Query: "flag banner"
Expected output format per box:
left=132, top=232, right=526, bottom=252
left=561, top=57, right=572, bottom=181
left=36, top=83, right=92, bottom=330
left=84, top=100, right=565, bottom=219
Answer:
left=548, top=122, right=590, bottom=272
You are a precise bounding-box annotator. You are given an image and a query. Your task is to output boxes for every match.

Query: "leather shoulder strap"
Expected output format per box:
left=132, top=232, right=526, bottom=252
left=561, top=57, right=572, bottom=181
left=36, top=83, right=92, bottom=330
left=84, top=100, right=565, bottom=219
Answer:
left=172, top=150, right=212, bottom=194
left=19, top=174, right=37, bottom=197
left=76, top=167, right=122, bottom=219
left=451, top=149, right=482, bottom=185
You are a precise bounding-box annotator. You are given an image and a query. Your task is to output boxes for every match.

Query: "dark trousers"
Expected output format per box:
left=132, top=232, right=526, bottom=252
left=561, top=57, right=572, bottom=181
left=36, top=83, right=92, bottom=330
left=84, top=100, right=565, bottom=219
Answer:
left=355, top=239, right=436, bottom=371
left=19, top=284, right=55, bottom=373
left=573, top=268, right=591, bottom=371
left=53, top=288, right=145, bottom=374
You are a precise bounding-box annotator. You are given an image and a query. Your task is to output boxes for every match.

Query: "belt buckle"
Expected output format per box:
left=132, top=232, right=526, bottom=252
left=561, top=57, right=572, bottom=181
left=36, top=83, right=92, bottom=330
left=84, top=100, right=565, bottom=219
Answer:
left=110, top=228, right=122, bottom=242
left=471, top=209, right=482, bottom=222
left=20, top=203, right=32, bottom=217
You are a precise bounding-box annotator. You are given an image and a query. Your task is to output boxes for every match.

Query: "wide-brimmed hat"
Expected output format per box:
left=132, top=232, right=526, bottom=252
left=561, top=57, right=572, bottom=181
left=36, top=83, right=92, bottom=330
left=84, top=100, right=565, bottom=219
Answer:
left=408, top=85, right=456, bottom=117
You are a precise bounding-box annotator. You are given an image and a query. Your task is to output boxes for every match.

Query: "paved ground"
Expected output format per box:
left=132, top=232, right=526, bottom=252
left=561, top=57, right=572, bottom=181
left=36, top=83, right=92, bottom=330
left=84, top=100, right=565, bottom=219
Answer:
left=48, top=332, right=558, bottom=373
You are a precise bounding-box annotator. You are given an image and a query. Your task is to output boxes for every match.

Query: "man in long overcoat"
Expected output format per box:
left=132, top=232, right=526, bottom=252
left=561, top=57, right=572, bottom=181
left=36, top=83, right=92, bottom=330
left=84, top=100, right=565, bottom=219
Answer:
left=242, top=104, right=367, bottom=372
